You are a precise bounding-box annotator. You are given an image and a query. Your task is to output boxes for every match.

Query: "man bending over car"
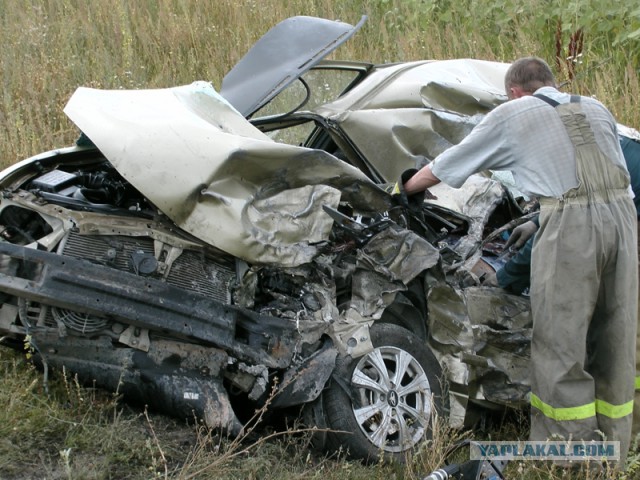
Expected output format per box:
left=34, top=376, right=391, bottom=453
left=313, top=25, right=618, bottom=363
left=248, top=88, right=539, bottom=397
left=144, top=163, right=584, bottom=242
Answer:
left=485, top=133, right=640, bottom=444
left=398, top=57, right=638, bottom=464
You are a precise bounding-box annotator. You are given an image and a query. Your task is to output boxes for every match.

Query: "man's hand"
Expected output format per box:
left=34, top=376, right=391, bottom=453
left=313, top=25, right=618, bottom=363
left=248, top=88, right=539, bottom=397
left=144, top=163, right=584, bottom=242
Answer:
left=388, top=169, right=424, bottom=211
left=387, top=169, right=436, bottom=210
left=505, top=220, right=538, bottom=249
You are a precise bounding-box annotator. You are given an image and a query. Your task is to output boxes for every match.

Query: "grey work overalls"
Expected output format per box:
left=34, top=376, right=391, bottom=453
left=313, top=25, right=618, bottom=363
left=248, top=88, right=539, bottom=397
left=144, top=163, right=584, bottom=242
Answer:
left=529, top=95, right=638, bottom=463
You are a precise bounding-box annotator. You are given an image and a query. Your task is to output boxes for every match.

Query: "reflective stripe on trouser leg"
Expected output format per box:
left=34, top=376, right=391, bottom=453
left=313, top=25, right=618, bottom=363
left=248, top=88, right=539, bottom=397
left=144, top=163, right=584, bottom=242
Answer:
left=530, top=394, right=596, bottom=421
left=530, top=198, right=637, bottom=462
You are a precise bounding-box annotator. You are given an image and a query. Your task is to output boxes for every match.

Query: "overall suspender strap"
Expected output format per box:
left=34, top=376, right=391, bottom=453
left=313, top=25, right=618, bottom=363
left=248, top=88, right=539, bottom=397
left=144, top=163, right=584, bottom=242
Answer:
left=534, top=93, right=581, bottom=108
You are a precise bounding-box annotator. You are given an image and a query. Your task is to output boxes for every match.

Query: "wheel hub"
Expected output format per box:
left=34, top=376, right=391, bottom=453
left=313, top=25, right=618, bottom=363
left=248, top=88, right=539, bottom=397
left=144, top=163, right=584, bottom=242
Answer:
left=351, top=345, right=433, bottom=453
left=387, top=389, right=399, bottom=407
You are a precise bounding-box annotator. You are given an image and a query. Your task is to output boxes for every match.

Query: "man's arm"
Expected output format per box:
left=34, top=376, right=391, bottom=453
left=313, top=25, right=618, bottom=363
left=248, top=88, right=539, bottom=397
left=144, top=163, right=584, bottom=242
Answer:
left=495, top=235, right=535, bottom=295
left=404, top=104, right=513, bottom=194
left=404, top=164, right=441, bottom=194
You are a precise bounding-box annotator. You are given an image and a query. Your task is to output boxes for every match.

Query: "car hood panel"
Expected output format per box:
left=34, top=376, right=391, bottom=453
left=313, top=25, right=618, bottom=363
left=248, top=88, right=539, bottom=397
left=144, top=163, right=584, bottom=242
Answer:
left=64, top=81, right=386, bottom=266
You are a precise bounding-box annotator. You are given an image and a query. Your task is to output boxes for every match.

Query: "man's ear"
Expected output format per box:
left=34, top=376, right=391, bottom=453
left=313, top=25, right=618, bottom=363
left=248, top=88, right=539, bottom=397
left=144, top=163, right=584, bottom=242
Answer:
left=509, top=85, right=531, bottom=99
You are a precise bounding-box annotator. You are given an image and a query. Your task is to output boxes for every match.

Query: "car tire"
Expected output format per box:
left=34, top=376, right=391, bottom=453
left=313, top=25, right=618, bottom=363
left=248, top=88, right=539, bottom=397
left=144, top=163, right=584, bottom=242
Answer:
left=321, top=322, right=444, bottom=463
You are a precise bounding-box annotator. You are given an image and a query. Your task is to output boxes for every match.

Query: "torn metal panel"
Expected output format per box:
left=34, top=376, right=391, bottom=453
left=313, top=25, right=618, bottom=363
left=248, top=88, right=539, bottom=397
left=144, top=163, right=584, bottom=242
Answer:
left=316, top=59, right=508, bottom=113
left=272, top=342, right=338, bottom=407
left=230, top=221, right=443, bottom=358
left=464, top=287, right=531, bottom=330
left=428, top=176, right=507, bottom=227
left=422, top=287, right=469, bottom=345
left=427, top=176, right=508, bottom=268
left=463, top=287, right=531, bottom=406
left=344, top=229, right=434, bottom=343
left=320, top=108, right=482, bottom=181
left=471, top=326, right=531, bottom=405
left=427, top=281, right=532, bottom=425
left=426, top=282, right=475, bottom=419
left=330, top=226, right=441, bottom=357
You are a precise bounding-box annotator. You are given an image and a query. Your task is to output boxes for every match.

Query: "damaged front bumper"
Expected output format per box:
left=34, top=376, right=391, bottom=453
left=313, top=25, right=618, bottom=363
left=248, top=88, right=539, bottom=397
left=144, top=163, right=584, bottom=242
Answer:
left=0, top=242, right=295, bottom=367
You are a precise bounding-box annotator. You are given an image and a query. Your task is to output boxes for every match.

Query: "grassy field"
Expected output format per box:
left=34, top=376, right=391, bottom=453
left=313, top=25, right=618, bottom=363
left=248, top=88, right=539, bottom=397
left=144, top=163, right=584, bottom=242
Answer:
left=2, top=0, right=639, bottom=165
left=1, top=0, right=640, bottom=478
left=3, top=348, right=634, bottom=480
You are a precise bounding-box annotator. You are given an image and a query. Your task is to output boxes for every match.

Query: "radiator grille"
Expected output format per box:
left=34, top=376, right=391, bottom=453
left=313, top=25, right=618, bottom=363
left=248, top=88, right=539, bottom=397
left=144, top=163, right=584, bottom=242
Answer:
left=61, top=232, right=235, bottom=304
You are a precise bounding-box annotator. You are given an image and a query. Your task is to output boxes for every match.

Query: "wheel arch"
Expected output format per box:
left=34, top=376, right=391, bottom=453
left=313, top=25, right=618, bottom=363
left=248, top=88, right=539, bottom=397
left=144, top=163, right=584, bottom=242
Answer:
left=378, top=278, right=428, bottom=341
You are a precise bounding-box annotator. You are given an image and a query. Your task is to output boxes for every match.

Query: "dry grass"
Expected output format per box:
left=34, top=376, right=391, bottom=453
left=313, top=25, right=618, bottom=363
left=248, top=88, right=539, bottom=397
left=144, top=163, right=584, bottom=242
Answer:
left=1, top=0, right=638, bottom=164
left=3, top=341, right=637, bottom=478
left=0, top=347, right=405, bottom=479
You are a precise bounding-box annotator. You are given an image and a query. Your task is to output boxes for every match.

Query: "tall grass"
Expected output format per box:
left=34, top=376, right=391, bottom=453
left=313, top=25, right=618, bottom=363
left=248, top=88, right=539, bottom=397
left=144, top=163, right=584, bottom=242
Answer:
left=0, top=347, right=421, bottom=479
left=3, top=344, right=633, bottom=478
left=1, top=0, right=639, bottom=478
left=1, top=0, right=638, bottom=165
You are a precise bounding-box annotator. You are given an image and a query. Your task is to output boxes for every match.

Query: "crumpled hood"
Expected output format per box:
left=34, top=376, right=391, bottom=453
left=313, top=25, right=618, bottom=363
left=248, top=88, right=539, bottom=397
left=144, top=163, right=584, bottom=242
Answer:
left=64, top=81, right=389, bottom=267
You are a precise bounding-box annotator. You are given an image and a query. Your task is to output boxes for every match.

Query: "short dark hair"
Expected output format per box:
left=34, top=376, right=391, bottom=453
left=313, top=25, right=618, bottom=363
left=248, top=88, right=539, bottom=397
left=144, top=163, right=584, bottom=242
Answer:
left=505, top=57, right=556, bottom=93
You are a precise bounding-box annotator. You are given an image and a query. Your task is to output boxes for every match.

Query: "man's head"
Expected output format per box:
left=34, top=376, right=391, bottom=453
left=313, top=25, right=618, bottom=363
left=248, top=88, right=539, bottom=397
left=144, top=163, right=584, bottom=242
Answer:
left=504, top=57, right=556, bottom=100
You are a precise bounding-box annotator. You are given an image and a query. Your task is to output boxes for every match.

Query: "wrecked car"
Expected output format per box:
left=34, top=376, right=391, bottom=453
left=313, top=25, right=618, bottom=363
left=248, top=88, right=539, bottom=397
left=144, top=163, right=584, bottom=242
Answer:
left=0, top=15, right=547, bottom=462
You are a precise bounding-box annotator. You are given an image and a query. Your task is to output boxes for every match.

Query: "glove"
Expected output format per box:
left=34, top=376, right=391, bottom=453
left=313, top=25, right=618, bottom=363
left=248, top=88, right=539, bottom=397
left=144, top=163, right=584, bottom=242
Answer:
left=505, top=220, right=538, bottom=249
left=388, top=168, right=428, bottom=212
